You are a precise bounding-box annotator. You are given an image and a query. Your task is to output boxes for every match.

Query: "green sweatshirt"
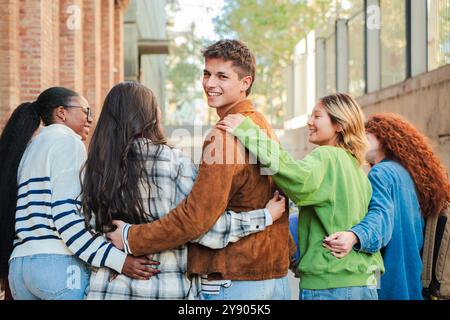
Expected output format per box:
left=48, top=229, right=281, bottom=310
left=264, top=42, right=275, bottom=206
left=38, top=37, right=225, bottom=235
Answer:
left=235, top=118, right=384, bottom=290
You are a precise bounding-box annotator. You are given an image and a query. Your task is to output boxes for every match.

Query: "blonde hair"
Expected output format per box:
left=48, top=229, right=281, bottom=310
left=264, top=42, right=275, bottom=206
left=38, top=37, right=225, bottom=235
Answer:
left=319, top=93, right=368, bottom=166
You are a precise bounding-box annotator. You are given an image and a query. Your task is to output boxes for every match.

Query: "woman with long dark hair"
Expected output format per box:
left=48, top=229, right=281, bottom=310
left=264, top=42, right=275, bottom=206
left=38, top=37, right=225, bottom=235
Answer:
left=82, top=82, right=285, bottom=299
left=0, top=87, right=154, bottom=300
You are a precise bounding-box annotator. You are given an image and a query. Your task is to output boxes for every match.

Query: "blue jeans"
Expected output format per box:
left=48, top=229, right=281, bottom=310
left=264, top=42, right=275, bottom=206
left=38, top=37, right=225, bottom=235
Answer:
left=202, top=276, right=291, bottom=300
left=299, top=286, right=378, bottom=300
left=8, top=254, right=90, bottom=300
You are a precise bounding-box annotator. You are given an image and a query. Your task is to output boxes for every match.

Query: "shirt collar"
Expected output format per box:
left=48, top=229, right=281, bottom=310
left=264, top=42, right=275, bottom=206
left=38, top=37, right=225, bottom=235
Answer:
left=39, top=124, right=82, bottom=140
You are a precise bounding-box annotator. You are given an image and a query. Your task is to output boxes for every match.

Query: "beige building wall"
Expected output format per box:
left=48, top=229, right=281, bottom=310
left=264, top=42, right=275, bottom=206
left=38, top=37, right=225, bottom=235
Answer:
left=124, top=0, right=167, bottom=111
left=281, top=64, right=450, bottom=170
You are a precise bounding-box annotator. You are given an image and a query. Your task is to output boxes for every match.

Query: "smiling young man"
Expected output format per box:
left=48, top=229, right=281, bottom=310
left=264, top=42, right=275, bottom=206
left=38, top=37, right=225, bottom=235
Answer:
left=107, top=40, right=292, bottom=300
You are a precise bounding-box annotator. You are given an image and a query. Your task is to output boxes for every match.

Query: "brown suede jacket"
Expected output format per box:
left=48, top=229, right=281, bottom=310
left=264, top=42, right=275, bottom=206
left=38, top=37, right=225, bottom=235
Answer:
left=128, top=99, right=291, bottom=280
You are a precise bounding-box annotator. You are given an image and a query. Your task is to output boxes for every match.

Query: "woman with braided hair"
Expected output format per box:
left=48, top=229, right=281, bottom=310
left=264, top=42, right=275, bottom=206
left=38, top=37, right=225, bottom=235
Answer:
left=323, top=113, right=450, bottom=300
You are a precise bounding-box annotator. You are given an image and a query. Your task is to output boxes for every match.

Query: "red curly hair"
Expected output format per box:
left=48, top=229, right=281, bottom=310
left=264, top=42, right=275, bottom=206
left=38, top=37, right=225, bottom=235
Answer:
left=366, top=113, right=450, bottom=217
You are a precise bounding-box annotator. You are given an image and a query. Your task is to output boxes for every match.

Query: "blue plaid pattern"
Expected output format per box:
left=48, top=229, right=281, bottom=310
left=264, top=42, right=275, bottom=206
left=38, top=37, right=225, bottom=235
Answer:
left=86, top=139, right=268, bottom=300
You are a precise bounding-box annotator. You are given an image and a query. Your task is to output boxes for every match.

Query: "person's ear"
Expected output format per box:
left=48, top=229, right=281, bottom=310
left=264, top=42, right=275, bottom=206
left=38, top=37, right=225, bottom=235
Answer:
left=55, top=106, right=67, bottom=122
left=335, top=124, right=343, bottom=133
left=240, top=75, right=252, bottom=93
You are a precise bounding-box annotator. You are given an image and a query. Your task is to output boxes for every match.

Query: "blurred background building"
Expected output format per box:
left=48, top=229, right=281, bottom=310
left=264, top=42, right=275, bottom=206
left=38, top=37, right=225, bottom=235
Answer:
left=124, top=0, right=168, bottom=111
left=0, top=0, right=130, bottom=130
left=282, top=0, right=450, bottom=169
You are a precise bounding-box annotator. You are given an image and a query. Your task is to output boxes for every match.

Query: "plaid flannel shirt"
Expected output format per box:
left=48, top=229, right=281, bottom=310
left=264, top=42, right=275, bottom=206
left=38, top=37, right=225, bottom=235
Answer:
left=86, top=139, right=269, bottom=300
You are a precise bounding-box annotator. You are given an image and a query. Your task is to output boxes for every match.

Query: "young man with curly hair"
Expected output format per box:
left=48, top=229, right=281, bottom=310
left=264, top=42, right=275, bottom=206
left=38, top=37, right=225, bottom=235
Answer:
left=323, top=113, right=450, bottom=300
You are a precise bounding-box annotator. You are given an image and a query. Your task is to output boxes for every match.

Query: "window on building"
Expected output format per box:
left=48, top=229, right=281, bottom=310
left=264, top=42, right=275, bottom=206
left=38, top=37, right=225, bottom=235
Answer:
left=325, top=34, right=336, bottom=94
left=428, top=0, right=450, bottom=71
left=348, top=10, right=365, bottom=97
left=295, top=52, right=308, bottom=116
left=338, top=0, right=364, bottom=18
left=380, top=0, right=406, bottom=88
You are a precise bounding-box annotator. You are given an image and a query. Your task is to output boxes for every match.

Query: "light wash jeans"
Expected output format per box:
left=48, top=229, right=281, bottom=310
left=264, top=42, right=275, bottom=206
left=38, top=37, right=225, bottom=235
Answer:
left=299, top=286, right=378, bottom=300
left=8, top=254, right=90, bottom=300
left=202, top=276, right=291, bottom=300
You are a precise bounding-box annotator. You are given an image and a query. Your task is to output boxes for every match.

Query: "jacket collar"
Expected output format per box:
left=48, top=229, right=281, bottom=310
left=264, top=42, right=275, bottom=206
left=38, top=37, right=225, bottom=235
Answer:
left=219, top=99, right=255, bottom=119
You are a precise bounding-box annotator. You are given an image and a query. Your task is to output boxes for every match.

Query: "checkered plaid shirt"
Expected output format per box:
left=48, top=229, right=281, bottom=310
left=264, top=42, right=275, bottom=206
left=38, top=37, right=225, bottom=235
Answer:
left=86, top=139, right=269, bottom=300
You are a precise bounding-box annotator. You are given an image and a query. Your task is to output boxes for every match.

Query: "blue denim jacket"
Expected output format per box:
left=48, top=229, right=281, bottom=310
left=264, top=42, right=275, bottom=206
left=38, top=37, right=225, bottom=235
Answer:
left=351, top=159, right=424, bottom=300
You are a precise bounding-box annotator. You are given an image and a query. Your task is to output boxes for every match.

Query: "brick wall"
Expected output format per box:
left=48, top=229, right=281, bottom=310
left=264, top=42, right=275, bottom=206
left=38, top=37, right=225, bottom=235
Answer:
left=0, top=0, right=129, bottom=132
left=60, top=0, right=84, bottom=92
left=18, top=0, right=44, bottom=102
left=52, top=0, right=61, bottom=86
left=82, top=0, right=101, bottom=116
left=114, top=2, right=125, bottom=84
left=0, top=0, right=19, bottom=129
left=100, top=0, right=115, bottom=101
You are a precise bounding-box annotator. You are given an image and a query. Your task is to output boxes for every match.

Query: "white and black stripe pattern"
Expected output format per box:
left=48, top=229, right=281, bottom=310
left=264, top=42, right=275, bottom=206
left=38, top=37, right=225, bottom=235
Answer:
left=11, top=124, right=126, bottom=273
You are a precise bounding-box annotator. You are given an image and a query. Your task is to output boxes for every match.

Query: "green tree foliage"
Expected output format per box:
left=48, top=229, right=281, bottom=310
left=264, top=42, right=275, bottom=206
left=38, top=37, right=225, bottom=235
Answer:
left=166, top=23, right=204, bottom=105
left=213, top=0, right=332, bottom=124
left=438, top=0, right=450, bottom=65
left=166, top=1, right=205, bottom=124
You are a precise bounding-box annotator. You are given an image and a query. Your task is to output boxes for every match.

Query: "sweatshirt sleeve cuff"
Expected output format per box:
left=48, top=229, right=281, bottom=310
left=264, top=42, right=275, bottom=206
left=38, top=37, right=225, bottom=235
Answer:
left=122, top=223, right=132, bottom=255
left=105, top=246, right=127, bottom=273
left=350, top=225, right=368, bottom=252
left=264, top=208, right=273, bottom=226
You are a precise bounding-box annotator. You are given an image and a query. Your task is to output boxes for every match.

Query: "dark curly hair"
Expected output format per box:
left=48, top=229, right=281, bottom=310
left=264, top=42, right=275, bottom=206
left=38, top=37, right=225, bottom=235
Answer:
left=366, top=113, right=450, bottom=217
left=203, top=39, right=256, bottom=96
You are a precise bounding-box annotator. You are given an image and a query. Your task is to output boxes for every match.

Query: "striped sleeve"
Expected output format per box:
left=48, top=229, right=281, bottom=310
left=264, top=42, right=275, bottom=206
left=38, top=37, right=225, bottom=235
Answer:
left=49, top=138, right=126, bottom=273
left=174, top=152, right=270, bottom=250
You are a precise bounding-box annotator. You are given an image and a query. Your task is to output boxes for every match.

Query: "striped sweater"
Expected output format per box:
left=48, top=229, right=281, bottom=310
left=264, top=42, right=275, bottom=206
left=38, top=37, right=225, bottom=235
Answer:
left=10, top=124, right=126, bottom=273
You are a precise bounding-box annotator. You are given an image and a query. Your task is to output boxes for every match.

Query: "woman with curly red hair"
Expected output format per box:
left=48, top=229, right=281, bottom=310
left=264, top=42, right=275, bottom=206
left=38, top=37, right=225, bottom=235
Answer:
left=324, top=113, right=450, bottom=300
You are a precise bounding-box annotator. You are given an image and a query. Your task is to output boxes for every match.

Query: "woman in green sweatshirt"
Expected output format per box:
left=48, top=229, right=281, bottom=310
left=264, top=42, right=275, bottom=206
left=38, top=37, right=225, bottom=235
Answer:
left=217, top=93, right=384, bottom=300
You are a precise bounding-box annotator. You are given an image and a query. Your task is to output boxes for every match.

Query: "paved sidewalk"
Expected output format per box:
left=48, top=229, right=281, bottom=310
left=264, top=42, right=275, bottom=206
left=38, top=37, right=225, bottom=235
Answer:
left=288, top=270, right=300, bottom=300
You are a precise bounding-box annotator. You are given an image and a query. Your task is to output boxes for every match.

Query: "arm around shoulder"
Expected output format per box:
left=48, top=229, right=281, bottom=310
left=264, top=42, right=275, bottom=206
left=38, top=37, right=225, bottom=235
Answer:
left=128, top=129, right=239, bottom=256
